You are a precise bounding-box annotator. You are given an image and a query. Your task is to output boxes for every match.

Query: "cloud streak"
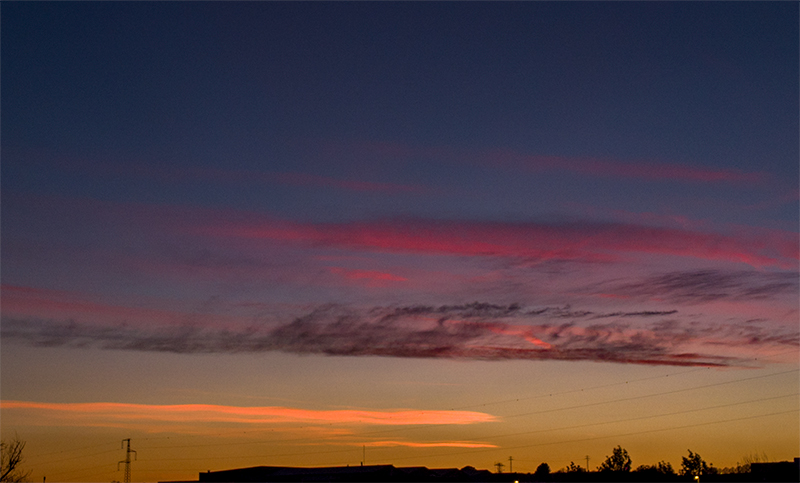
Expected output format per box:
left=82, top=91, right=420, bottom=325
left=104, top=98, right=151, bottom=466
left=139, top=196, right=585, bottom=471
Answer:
left=324, top=141, right=770, bottom=184
left=486, top=149, right=769, bottom=184
left=0, top=401, right=495, bottom=427
left=607, top=269, right=799, bottom=304
left=6, top=299, right=796, bottom=366
left=362, top=441, right=498, bottom=449
left=328, top=267, right=409, bottom=287
left=198, top=217, right=798, bottom=269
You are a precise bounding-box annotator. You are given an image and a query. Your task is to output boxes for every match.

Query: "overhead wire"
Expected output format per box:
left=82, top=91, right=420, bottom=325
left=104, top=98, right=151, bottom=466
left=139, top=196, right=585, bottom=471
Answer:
left=140, top=391, right=798, bottom=464
left=24, top=440, right=120, bottom=460
left=28, top=355, right=798, bottom=478
left=450, top=366, right=709, bottom=410
left=135, top=367, right=798, bottom=453
left=387, top=409, right=799, bottom=461
left=503, top=368, right=798, bottom=419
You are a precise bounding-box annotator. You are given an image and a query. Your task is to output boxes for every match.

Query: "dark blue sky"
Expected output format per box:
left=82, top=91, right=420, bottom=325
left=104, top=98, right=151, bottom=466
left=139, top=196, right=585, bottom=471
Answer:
left=4, top=2, right=797, bottom=223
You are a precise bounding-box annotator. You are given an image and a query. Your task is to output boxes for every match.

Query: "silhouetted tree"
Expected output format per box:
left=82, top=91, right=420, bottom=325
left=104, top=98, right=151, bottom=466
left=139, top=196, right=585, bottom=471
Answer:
left=598, top=445, right=632, bottom=472
left=719, top=452, right=769, bottom=474
left=1, top=435, right=31, bottom=483
left=680, top=450, right=717, bottom=477
left=634, top=461, right=675, bottom=481
left=560, top=461, right=585, bottom=473
left=534, top=462, right=550, bottom=477
left=655, top=461, right=675, bottom=475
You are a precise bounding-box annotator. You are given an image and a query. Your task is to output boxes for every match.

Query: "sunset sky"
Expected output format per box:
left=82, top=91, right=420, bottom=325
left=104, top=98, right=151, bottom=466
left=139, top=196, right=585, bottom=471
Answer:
left=1, top=2, right=798, bottom=482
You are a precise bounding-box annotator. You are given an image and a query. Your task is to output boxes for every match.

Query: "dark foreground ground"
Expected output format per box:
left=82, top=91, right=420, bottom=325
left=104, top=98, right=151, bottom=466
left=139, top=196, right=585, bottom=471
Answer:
left=160, top=460, right=800, bottom=483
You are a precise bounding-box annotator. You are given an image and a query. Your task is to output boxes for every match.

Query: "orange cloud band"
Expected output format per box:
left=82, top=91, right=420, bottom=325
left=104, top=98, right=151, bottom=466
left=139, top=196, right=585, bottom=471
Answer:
left=0, top=400, right=496, bottom=426
left=363, top=440, right=498, bottom=448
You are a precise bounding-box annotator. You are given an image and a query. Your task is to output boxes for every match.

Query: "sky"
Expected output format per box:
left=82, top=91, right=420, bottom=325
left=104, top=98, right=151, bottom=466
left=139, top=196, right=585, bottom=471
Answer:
left=1, top=2, right=798, bottom=482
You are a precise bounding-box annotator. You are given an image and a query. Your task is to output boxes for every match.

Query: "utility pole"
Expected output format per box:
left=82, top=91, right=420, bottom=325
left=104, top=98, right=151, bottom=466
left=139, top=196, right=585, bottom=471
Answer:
left=118, top=439, right=137, bottom=483
left=494, top=462, right=504, bottom=474
left=585, top=455, right=590, bottom=472
left=508, top=456, right=513, bottom=473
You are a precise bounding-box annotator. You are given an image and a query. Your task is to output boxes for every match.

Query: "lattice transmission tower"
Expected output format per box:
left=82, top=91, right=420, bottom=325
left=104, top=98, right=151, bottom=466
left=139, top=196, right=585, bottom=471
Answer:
left=118, top=438, right=137, bottom=483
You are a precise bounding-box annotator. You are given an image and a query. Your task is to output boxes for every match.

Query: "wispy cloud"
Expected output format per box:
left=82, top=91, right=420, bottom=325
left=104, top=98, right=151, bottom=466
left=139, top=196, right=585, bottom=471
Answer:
left=0, top=284, right=248, bottom=328
left=606, top=270, right=799, bottom=304
left=328, top=267, right=409, bottom=287
left=271, top=172, right=425, bottom=194
left=7, top=300, right=795, bottom=366
left=0, top=401, right=495, bottom=428
left=323, top=140, right=770, bottom=184
left=486, top=149, right=769, bottom=184
left=9, top=194, right=795, bottom=273
left=198, top=217, right=798, bottom=269
left=361, top=441, right=498, bottom=449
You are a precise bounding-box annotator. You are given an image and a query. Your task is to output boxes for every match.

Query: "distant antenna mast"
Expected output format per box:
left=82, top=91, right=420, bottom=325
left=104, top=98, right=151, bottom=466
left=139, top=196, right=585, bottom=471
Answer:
left=585, top=455, right=590, bottom=472
left=508, top=456, right=513, bottom=473
left=118, top=438, right=137, bottom=483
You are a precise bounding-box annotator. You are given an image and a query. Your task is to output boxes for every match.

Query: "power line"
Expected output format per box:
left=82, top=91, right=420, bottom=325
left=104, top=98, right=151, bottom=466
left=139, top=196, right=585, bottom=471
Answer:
left=450, top=367, right=709, bottom=410
left=144, top=446, right=359, bottom=462
left=504, top=409, right=800, bottom=452
left=38, top=448, right=119, bottom=465
left=504, top=368, right=798, bottom=419
left=25, top=441, right=119, bottom=460
left=137, top=392, right=798, bottom=466
left=450, top=349, right=798, bottom=412
left=135, top=407, right=799, bottom=473
left=388, top=408, right=798, bottom=461
left=456, top=392, right=799, bottom=442
left=136, top=368, right=798, bottom=455
left=26, top=356, right=797, bottom=480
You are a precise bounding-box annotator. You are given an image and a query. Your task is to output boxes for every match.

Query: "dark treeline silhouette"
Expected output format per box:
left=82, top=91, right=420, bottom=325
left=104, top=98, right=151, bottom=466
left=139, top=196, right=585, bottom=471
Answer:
left=159, top=450, right=800, bottom=483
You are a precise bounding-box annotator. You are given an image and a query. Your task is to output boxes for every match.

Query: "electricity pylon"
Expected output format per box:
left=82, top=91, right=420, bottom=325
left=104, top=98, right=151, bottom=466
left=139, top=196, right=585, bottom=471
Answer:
left=118, top=438, right=137, bottom=483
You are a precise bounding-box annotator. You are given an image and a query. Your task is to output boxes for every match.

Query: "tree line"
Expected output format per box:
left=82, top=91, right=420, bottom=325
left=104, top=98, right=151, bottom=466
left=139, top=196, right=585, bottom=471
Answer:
left=0, top=434, right=785, bottom=483
left=549, top=445, right=716, bottom=477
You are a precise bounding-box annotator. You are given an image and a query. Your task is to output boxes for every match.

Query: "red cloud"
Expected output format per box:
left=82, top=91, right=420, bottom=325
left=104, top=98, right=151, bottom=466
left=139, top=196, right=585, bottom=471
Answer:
left=198, top=217, right=797, bottom=269
left=328, top=267, right=409, bottom=287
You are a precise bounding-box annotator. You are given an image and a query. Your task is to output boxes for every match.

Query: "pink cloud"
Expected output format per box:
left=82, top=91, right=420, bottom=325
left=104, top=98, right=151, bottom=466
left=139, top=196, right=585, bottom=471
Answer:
left=328, top=267, right=408, bottom=287
left=197, top=217, right=797, bottom=269
left=0, top=284, right=248, bottom=330
left=0, top=285, right=180, bottom=327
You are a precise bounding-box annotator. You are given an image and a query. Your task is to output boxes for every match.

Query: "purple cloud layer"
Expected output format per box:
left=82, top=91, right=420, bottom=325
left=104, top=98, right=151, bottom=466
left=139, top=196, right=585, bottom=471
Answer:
left=4, top=301, right=796, bottom=367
